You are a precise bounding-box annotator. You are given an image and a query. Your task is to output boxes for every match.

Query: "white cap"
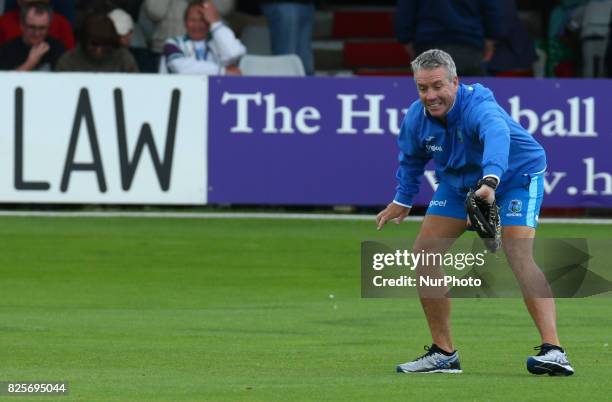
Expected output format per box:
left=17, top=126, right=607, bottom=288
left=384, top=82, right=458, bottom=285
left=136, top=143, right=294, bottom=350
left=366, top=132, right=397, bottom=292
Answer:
left=108, top=8, right=134, bottom=36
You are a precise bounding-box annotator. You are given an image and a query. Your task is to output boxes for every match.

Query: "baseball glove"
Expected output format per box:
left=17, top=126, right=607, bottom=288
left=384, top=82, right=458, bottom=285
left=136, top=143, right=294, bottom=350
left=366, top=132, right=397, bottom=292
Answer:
left=465, top=189, right=502, bottom=253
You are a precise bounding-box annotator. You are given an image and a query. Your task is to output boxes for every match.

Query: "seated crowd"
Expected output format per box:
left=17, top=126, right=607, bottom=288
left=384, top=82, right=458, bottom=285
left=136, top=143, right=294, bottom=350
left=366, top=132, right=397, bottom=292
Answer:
left=0, top=0, right=247, bottom=74
left=0, top=0, right=611, bottom=78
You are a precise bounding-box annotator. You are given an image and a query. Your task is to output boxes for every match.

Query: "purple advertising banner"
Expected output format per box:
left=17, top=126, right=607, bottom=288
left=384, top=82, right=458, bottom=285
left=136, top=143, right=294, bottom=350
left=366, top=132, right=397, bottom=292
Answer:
left=208, top=76, right=612, bottom=208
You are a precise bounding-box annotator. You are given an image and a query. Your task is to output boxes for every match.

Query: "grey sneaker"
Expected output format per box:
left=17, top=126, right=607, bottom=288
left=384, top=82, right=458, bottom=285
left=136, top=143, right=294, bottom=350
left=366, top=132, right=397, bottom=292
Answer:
left=527, top=343, right=575, bottom=376
left=396, top=344, right=462, bottom=374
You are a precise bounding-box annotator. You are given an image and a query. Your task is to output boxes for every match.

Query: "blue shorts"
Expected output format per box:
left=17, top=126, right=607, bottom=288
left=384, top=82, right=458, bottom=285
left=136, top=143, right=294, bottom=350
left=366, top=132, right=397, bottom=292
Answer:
left=426, top=173, right=544, bottom=228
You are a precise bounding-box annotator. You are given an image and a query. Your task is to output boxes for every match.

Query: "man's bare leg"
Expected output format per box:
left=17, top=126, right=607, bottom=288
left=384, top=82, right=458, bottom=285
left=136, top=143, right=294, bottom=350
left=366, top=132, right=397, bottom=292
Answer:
left=503, top=226, right=560, bottom=346
left=414, top=215, right=466, bottom=353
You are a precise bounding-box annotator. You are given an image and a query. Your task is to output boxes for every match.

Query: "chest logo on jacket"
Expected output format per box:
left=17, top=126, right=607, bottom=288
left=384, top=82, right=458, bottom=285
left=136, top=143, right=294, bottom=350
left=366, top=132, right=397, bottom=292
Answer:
left=426, top=144, right=443, bottom=153
left=424, top=135, right=442, bottom=153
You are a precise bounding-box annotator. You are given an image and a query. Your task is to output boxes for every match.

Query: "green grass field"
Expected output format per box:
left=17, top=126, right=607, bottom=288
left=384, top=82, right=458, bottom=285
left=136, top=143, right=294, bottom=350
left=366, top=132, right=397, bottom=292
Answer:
left=0, top=216, right=610, bottom=401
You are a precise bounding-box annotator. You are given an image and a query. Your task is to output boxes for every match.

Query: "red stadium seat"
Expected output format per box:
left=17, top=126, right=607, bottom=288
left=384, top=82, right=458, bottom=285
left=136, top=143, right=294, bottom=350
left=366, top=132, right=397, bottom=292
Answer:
left=494, top=69, right=534, bottom=77
left=332, top=10, right=396, bottom=39
left=355, top=68, right=413, bottom=76
left=343, top=41, right=410, bottom=68
left=554, top=61, right=577, bottom=78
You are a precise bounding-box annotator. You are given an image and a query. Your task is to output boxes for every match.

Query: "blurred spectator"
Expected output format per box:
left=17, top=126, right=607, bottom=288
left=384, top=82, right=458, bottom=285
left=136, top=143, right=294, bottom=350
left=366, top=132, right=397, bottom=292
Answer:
left=144, top=0, right=190, bottom=57
left=0, top=0, right=74, bottom=49
left=0, top=1, right=64, bottom=70
left=131, top=1, right=159, bottom=71
left=75, top=1, right=144, bottom=41
left=74, top=0, right=108, bottom=42
left=487, top=0, right=537, bottom=76
left=56, top=13, right=138, bottom=72
left=3, top=0, right=75, bottom=26
left=144, top=0, right=234, bottom=69
left=112, top=0, right=146, bottom=21
left=74, top=1, right=146, bottom=23
left=546, top=0, right=588, bottom=77
left=108, top=8, right=134, bottom=46
left=108, top=6, right=158, bottom=72
left=579, top=0, right=612, bottom=77
left=163, top=0, right=244, bottom=74
left=395, top=0, right=504, bottom=76
left=259, top=0, right=314, bottom=75
left=82, top=1, right=158, bottom=72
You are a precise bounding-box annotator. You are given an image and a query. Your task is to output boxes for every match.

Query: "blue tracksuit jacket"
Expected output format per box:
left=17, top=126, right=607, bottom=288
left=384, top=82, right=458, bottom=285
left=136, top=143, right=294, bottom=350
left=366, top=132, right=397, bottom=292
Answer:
left=394, top=83, right=546, bottom=207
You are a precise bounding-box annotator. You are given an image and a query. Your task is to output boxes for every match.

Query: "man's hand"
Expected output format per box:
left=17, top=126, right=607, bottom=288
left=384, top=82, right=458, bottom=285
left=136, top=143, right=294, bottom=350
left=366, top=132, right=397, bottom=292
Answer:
left=376, top=202, right=411, bottom=230
left=200, top=1, right=220, bottom=24
left=474, top=183, right=495, bottom=205
left=28, top=42, right=49, bottom=63
left=483, top=39, right=495, bottom=62
left=17, top=42, right=49, bottom=71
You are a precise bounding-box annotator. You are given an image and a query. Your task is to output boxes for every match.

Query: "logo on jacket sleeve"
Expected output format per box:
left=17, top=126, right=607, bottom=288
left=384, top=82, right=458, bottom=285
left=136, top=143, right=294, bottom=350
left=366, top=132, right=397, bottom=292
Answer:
left=507, top=199, right=523, bottom=217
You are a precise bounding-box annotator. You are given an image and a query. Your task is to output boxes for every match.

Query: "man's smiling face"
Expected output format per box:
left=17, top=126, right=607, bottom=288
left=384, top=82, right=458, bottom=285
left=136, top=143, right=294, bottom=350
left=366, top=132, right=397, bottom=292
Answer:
left=414, top=66, right=459, bottom=119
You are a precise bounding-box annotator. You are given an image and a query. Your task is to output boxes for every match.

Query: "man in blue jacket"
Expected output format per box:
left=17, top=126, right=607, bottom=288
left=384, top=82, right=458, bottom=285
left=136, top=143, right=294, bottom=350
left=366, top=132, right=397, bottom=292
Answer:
left=376, top=49, right=574, bottom=376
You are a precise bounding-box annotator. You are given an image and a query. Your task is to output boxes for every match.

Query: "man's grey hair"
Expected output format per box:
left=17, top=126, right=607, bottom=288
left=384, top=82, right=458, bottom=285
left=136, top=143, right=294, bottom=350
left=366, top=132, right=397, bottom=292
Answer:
left=411, top=49, right=457, bottom=81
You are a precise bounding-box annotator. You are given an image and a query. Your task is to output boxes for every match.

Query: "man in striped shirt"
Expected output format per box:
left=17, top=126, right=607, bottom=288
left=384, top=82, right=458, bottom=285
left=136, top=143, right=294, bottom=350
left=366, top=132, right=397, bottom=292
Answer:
left=163, top=0, right=245, bottom=75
